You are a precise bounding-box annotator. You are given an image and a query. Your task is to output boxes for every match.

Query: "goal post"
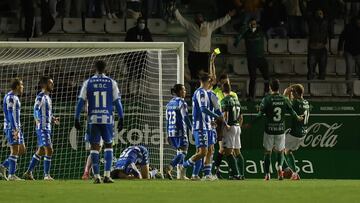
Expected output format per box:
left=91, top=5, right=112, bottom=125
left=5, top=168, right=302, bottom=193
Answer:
left=0, top=41, right=184, bottom=179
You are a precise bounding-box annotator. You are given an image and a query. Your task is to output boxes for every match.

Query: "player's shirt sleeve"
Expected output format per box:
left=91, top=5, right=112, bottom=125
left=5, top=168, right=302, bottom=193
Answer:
left=79, top=80, right=89, bottom=100
left=210, top=93, right=221, bottom=112
left=198, top=89, right=207, bottom=108
left=285, top=97, right=298, bottom=117
left=6, top=96, right=18, bottom=129
left=112, top=80, right=121, bottom=102
left=33, top=95, right=43, bottom=120
left=220, top=98, right=231, bottom=112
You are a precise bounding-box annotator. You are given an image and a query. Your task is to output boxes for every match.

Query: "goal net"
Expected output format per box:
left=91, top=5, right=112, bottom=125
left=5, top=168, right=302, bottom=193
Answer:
left=0, top=42, right=184, bottom=179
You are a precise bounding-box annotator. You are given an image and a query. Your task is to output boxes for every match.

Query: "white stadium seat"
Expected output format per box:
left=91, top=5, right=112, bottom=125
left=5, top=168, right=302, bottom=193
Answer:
left=49, top=18, right=64, bottom=33
left=310, top=83, right=332, bottom=96
left=353, top=80, right=360, bottom=96
left=330, top=38, right=339, bottom=55
left=332, top=83, right=348, bottom=96
left=147, top=18, right=167, bottom=34
left=335, top=58, right=346, bottom=75
left=227, top=38, right=246, bottom=54
left=232, top=57, right=248, bottom=75
left=105, top=19, right=125, bottom=33
left=288, top=39, right=307, bottom=54
left=63, top=18, right=83, bottom=33
left=293, top=57, right=308, bottom=75
left=268, top=39, right=288, bottom=54
left=85, top=18, right=105, bottom=33
left=273, top=58, right=294, bottom=74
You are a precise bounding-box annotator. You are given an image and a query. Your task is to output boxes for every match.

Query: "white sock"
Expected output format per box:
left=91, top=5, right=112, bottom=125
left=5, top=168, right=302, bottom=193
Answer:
left=104, top=171, right=110, bottom=177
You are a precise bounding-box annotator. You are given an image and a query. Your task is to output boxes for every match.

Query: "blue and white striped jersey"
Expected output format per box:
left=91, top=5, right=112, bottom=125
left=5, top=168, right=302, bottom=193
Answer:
left=166, top=97, right=189, bottom=137
left=115, top=146, right=149, bottom=168
left=3, top=91, right=21, bottom=131
left=79, top=74, right=121, bottom=125
left=192, top=87, right=211, bottom=131
left=207, top=90, right=220, bottom=130
left=34, top=91, right=53, bottom=131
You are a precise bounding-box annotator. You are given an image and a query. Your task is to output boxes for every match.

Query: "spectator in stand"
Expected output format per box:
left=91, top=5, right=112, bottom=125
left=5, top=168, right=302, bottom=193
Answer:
left=307, top=9, right=329, bottom=80
left=125, top=17, right=153, bottom=41
left=104, top=0, right=120, bottom=19
left=174, top=8, right=236, bottom=80
left=282, top=0, right=306, bottom=38
left=234, top=18, right=270, bottom=101
left=338, top=15, right=360, bottom=94
left=262, top=0, right=287, bottom=38
left=127, top=0, right=142, bottom=19
left=64, top=0, right=84, bottom=17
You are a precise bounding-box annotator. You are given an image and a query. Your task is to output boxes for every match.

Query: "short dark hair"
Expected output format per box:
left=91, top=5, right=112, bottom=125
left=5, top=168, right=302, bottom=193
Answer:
left=95, top=60, right=106, bottom=73
left=10, top=78, right=22, bottom=90
left=137, top=17, right=145, bottom=24
left=199, top=72, right=211, bottom=83
left=222, top=82, right=231, bottom=94
left=39, top=76, right=51, bottom=87
left=270, top=79, right=280, bottom=92
left=171, top=84, right=184, bottom=96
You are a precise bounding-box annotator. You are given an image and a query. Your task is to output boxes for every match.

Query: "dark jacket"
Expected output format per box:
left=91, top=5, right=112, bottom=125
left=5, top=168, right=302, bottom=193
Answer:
left=236, top=26, right=266, bottom=58
left=308, top=17, right=328, bottom=49
left=338, top=21, right=360, bottom=56
left=125, top=27, right=153, bottom=42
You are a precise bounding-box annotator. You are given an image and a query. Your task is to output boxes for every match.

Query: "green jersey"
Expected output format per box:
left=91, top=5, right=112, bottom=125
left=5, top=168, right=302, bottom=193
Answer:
left=213, top=86, right=238, bottom=104
left=290, top=98, right=310, bottom=137
left=221, top=95, right=241, bottom=126
left=259, top=93, right=298, bottom=135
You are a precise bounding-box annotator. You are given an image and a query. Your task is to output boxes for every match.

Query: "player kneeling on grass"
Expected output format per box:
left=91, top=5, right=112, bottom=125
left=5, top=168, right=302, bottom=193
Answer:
left=23, top=77, right=60, bottom=181
left=164, top=84, right=192, bottom=180
left=110, top=146, right=156, bottom=179
left=283, top=84, right=310, bottom=180
left=220, top=83, right=245, bottom=180
left=0, top=78, right=26, bottom=181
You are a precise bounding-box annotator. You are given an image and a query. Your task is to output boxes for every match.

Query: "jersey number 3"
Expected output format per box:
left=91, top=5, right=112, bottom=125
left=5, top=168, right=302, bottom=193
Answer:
left=273, top=107, right=282, bottom=122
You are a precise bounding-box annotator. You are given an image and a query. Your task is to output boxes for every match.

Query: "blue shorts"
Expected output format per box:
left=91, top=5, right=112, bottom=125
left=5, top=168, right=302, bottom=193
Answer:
left=5, top=129, right=24, bottom=145
left=88, top=124, right=113, bottom=144
left=168, top=136, right=188, bottom=149
left=36, top=129, right=52, bottom=147
left=208, top=130, right=217, bottom=146
left=193, top=130, right=209, bottom=148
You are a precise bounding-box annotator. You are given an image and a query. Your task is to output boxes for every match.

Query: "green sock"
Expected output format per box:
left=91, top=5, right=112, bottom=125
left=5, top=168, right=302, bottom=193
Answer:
left=264, top=153, right=271, bottom=174
left=276, top=151, right=284, bottom=170
left=236, top=153, right=245, bottom=176
left=285, top=153, right=297, bottom=172
left=226, top=154, right=239, bottom=177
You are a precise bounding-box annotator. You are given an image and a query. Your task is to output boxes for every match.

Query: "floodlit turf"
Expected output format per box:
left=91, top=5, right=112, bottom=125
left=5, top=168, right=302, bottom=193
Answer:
left=0, top=179, right=360, bottom=203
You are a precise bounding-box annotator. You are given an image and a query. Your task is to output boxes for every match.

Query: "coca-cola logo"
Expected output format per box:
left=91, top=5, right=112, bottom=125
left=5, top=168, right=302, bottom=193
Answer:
left=299, top=123, right=342, bottom=148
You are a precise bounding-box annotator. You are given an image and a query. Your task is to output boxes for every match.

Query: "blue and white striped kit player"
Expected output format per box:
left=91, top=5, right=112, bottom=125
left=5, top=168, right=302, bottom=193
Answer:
left=34, top=91, right=53, bottom=147
left=75, top=72, right=124, bottom=181
left=2, top=91, right=22, bottom=176
left=207, top=90, right=221, bottom=146
left=166, top=96, right=191, bottom=169
left=114, top=146, right=149, bottom=178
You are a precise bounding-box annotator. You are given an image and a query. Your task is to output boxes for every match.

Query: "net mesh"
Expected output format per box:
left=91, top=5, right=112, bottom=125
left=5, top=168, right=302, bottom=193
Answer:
left=0, top=44, right=181, bottom=179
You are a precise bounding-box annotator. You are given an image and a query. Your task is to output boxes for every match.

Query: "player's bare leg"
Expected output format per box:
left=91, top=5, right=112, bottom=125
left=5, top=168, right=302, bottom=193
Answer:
left=264, top=150, right=272, bottom=181
left=275, top=149, right=285, bottom=180
left=23, top=147, right=45, bottom=180
left=43, top=146, right=54, bottom=181
left=182, top=147, right=207, bottom=179
left=214, top=141, right=224, bottom=179
left=82, top=155, right=92, bottom=180
left=140, top=164, right=150, bottom=179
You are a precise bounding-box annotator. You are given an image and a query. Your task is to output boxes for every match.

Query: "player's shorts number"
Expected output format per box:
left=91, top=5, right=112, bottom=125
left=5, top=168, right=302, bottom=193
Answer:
left=273, top=107, right=282, bottom=122
left=94, top=91, right=107, bottom=108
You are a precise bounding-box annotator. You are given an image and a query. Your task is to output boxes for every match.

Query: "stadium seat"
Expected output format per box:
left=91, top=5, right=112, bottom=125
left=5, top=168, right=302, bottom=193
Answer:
left=63, top=18, right=83, bottom=33
left=49, top=18, right=63, bottom=33
left=0, top=17, right=21, bottom=33
left=221, top=20, right=238, bottom=34
left=334, top=19, right=345, bottom=35
left=327, top=58, right=336, bottom=75
left=268, top=39, right=288, bottom=54
left=330, top=38, right=339, bottom=55
left=255, top=81, right=264, bottom=97
left=332, top=83, right=348, bottom=96
left=85, top=18, right=105, bottom=33
left=227, top=38, right=246, bottom=54
left=353, top=80, right=360, bottom=96
left=147, top=18, right=167, bottom=34
left=273, top=58, right=294, bottom=74
left=310, top=83, right=332, bottom=96
left=232, top=57, right=248, bottom=75
left=335, top=58, right=346, bottom=75
left=167, top=22, right=187, bottom=35
left=288, top=39, right=308, bottom=54
left=293, top=57, right=308, bottom=75
left=105, top=19, right=125, bottom=33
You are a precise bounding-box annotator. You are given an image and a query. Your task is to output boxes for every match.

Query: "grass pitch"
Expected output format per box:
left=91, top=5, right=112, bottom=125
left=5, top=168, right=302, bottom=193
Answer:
left=0, top=179, right=359, bottom=203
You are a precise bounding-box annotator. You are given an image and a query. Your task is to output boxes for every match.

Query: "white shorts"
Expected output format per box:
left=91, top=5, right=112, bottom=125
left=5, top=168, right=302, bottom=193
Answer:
left=222, top=125, right=241, bottom=149
left=285, top=134, right=305, bottom=151
left=263, top=133, right=285, bottom=151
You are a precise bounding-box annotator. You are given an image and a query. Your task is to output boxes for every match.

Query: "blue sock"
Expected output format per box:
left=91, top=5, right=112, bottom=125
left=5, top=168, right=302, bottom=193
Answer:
left=8, top=155, right=18, bottom=175
left=183, top=158, right=195, bottom=168
left=90, top=150, right=100, bottom=176
left=192, top=160, right=203, bottom=177
left=2, top=159, right=9, bottom=169
left=104, top=148, right=113, bottom=174
left=203, top=164, right=212, bottom=176
left=27, top=154, right=41, bottom=172
left=44, top=156, right=52, bottom=176
left=170, top=152, right=185, bottom=168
